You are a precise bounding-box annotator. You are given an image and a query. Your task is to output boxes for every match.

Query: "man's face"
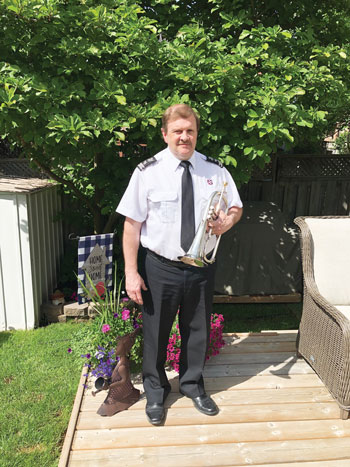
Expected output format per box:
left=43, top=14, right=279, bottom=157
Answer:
left=161, top=115, right=198, bottom=160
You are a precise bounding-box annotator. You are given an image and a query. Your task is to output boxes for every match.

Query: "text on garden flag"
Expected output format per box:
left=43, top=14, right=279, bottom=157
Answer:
left=77, top=233, right=114, bottom=304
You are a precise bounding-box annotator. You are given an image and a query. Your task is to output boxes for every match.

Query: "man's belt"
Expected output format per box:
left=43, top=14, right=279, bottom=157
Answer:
left=146, top=249, right=193, bottom=270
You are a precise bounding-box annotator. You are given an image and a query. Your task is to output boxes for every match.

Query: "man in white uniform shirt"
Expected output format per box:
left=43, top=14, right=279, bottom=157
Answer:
left=117, top=104, right=243, bottom=425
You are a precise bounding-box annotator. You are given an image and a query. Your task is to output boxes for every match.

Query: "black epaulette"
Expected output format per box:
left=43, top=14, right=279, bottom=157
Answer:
left=137, top=156, right=157, bottom=171
left=205, top=155, right=223, bottom=168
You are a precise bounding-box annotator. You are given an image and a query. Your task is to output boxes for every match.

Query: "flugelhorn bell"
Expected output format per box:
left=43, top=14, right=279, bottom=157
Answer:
left=178, top=182, right=228, bottom=267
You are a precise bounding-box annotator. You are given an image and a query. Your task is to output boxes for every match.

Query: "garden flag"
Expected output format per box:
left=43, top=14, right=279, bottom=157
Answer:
left=77, top=233, right=114, bottom=304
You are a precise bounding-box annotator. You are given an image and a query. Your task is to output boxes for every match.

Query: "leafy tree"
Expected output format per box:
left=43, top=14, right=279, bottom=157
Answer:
left=145, top=0, right=350, bottom=171
left=0, top=0, right=161, bottom=233
left=1, top=0, right=350, bottom=233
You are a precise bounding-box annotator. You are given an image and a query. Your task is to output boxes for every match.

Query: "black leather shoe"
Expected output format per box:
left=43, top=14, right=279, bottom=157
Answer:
left=191, top=394, right=219, bottom=416
left=145, top=402, right=165, bottom=425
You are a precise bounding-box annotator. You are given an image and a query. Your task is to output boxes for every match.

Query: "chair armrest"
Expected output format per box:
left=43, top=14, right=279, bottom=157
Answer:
left=294, top=216, right=350, bottom=333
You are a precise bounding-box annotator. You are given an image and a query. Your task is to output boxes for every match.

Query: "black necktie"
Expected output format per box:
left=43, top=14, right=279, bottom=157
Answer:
left=180, top=160, right=195, bottom=251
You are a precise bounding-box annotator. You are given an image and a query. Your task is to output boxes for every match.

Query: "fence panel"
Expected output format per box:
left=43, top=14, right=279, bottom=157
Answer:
left=240, top=154, right=350, bottom=223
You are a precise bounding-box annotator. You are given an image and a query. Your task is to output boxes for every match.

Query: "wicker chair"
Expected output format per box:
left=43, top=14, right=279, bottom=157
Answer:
left=294, top=216, right=350, bottom=420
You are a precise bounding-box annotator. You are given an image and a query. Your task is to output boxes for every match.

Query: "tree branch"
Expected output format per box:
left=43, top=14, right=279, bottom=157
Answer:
left=30, top=156, right=97, bottom=214
left=103, top=211, right=118, bottom=234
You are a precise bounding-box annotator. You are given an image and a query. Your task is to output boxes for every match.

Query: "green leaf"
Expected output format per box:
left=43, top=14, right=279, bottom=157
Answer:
left=115, top=131, right=125, bottom=141
left=23, top=132, right=33, bottom=142
left=243, top=147, right=253, bottom=155
left=224, top=155, right=237, bottom=167
left=194, top=38, right=206, bottom=49
left=239, top=30, right=250, bottom=40
left=247, top=109, right=259, bottom=118
left=247, top=120, right=257, bottom=128
left=116, top=95, right=126, bottom=105
left=279, top=128, right=294, bottom=142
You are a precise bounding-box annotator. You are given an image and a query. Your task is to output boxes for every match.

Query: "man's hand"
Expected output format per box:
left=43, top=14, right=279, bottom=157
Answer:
left=208, top=206, right=243, bottom=236
left=125, top=271, right=148, bottom=305
left=123, top=217, right=147, bottom=305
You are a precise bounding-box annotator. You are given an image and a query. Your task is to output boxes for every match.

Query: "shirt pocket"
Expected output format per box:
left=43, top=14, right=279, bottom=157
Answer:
left=148, top=191, right=178, bottom=223
left=198, top=183, right=217, bottom=219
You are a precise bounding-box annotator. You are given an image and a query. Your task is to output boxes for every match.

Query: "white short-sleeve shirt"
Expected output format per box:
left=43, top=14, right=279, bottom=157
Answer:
left=116, top=147, right=243, bottom=260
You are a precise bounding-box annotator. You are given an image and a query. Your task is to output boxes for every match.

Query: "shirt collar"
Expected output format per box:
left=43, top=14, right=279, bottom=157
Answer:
left=165, top=147, right=198, bottom=172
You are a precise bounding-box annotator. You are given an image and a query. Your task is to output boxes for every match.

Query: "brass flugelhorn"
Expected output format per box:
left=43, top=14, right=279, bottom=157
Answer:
left=178, top=182, right=228, bottom=267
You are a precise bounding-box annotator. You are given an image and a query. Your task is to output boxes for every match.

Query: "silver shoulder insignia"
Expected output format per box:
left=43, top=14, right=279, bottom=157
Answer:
left=205, top=156, right=223, bottom=168
left=137, top=156, right=157, bottom=171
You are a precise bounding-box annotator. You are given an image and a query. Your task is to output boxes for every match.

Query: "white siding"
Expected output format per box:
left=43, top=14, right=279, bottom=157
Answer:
left=0, top=185, right=63, bottom=330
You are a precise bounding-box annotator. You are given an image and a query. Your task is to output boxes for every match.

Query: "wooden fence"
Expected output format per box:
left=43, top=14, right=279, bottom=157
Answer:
left=239, top=154, right=350, bottom=224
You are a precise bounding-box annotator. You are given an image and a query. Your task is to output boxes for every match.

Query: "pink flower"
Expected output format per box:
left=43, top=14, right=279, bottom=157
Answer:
left=166, top=313, right=225, bottom=373
left=101, top=324, right=110, bottom=333
left=122, top=309, right=130, bottom=320
left=122, top=297, right=129, bottom=302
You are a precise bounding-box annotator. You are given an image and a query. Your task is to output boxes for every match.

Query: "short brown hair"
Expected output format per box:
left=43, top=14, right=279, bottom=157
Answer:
left=162, top=104, right=200, bottom=133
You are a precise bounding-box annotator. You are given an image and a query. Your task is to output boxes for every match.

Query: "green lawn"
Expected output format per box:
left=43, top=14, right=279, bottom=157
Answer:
left=0, top=322, right=85, bottom=467
left=214, top=302, right=302, bottom=333
left=0, top=303, right=302, bottom=466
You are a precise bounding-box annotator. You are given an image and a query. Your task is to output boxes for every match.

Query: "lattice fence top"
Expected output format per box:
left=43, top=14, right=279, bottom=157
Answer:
left=278, top=155, right=350, bottom=178
left=0, top=159, right=48, bottom=179
left=250, top=154, right=350, bottom=180
left=250, top=164, right=273, bottom=180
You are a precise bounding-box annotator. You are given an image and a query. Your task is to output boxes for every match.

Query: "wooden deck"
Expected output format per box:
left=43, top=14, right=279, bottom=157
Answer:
left=59, top=330, right=350, bottom=466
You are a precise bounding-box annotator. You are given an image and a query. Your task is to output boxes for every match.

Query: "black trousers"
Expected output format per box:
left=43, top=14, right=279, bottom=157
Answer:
left=141, top=250, right=216, bottom=404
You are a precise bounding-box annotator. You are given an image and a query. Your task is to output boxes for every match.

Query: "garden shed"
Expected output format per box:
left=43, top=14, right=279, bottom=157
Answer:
left=0, top=159, right=63, bottom=330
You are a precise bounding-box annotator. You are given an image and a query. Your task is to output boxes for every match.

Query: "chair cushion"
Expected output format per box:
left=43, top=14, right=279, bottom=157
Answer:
left=305, top=218, right=350, bottom=305
left=334, top=305, right=350, bottom=321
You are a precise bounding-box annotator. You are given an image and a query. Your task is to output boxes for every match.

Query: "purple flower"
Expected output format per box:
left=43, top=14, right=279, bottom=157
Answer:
left=113, top=312, right=118, bottom=318
left=67, top=348, right=72, bottom=353
left=80, top=353, right=91, bottom=359
left=95, top=351, right=105, bottom=360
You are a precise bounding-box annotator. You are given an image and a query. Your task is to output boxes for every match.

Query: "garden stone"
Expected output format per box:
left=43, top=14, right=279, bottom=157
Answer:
left=64, top=302, right=89, bottom=317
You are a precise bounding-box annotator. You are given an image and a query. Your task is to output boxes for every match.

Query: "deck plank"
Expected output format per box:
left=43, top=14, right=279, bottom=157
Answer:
left=77, top=402, right=340, bottom=429
left=69, top=439, right=350, bottom=466
left=81, top=386, right=334, bottom=412
left=60, top=330, right=350, bottom=466
left=72, top=420, right=350, bottom=450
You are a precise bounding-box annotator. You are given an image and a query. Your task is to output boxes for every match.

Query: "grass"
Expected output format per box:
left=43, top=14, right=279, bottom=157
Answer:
left=0, top=302, right=302, bottom=466
left=214, top=302, right=302, bottom=333
left=0, top=322, right=85, bottom=467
